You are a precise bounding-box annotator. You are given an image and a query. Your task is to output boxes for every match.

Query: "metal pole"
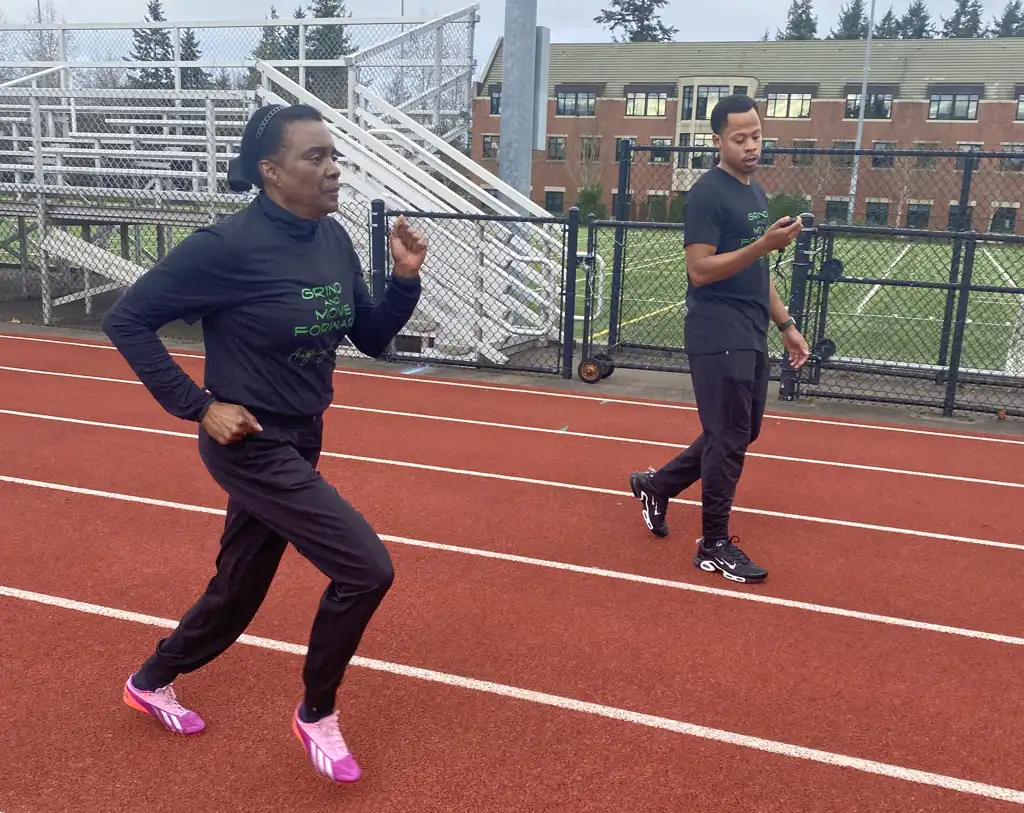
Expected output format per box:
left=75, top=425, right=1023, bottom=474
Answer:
left=846, top=0, right=877, bottom=225
left=498, top=0, right=538, bottom=201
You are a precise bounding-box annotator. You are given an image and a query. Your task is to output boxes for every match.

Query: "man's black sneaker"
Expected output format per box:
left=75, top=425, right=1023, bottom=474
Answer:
left=628, top=468, right=669, bottom=537
left=694, top=537, right=767, bottom=583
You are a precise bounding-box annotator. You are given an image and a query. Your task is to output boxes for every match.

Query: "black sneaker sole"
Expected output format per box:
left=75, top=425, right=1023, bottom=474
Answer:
left=628, top=473, right=668, bottom=538
left=694, top=554, right=768, bottom=584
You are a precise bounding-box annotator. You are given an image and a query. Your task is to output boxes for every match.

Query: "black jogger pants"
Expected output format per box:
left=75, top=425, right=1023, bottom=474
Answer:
left=649, top=349, right=769, bottom=542
left=135, top=412, right=393, bottom=713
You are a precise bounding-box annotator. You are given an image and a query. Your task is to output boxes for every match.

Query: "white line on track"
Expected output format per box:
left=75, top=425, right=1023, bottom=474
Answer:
left=2, top=364, right=1021, bottom=491
left=3, top=471, right=1022, bottom=648
left=0, top=407, right=1021, bottom=551
left=2, top=583, right=1023, bottom=805
left=3, top=331, right=1023, bottom=446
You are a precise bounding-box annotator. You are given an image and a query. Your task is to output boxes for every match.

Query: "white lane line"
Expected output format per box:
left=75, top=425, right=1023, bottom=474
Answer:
left=2, top=332, right=1022, bottom=445
left=1, top=472, right=1023, bottom=648
left=2, top=584, right=1023, bottom=805
left=2, top=364, right=1021, bottom=491
left=0, top=407, right=1020, bottom=552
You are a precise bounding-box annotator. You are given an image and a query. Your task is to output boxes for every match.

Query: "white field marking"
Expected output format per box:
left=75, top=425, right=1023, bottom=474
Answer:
left=2, top=364, right=1021, bottom=491
left=3, top=332, right=1023, bottom=445
left=0, top=408, right=1021, bottom=552
left=3, top=472, right=1024, bottom=648
left=2, top=585, right=1024, bottom=805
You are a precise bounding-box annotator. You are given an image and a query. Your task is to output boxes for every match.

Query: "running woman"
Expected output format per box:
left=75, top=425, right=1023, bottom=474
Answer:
left=628, top=94, right=809, bottom=584
left=102, top=103, right=427, bottom=783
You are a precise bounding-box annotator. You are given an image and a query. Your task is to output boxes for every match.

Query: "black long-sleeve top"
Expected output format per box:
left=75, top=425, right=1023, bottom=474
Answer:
left=102, top=193, right=421, bottom=422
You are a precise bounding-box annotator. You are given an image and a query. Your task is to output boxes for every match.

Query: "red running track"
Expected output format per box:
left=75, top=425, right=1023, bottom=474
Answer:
left=2, top=332, right=1024, bottom=812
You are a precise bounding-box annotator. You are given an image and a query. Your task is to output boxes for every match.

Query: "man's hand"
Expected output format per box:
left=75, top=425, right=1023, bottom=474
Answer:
left=390, top=215, right=429, bottom=279
left=781, top=325, right=810, bottom=369
left=759, top=216, right=803, bottom=253
left=201, top=401, right=263, bottom=445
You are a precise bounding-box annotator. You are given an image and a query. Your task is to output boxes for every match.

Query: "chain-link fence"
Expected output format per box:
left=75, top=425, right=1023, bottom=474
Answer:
left=576, top=142, right=1024, bottom=417
left=358, top=204, right=579, bottom=377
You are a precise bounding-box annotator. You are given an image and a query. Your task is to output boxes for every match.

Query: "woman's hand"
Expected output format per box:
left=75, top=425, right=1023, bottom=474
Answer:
left=390, top=215, right=429, bottom=279
left=201, top=401, right=263, bottom=444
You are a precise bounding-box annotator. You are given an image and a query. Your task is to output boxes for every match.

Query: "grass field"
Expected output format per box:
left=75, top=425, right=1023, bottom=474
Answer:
left=575, top=226, right=1024, bottom=377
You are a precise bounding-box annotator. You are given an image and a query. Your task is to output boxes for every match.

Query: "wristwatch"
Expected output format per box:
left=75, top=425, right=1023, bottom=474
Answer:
left=777, top=317, right=796, bottom=331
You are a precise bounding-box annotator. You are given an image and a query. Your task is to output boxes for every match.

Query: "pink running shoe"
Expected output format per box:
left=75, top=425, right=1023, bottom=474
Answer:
left=292, top=704, right=361, bottom=782
left=122, top=673, right=206, bottom=735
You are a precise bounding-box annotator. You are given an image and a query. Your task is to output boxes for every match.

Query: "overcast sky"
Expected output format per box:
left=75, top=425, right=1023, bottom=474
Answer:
left=0, top=0, right=983, bottom=71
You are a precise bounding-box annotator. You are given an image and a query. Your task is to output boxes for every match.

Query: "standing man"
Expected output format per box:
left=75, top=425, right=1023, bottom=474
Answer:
left=628, top=94, right=809, bottom=584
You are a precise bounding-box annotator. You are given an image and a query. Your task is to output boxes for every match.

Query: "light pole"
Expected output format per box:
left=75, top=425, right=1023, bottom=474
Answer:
left=847, top=0, right=878, bottom=224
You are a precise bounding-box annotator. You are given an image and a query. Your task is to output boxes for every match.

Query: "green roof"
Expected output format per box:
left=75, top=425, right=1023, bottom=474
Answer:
left=478, top=37, right=1024, bottom=100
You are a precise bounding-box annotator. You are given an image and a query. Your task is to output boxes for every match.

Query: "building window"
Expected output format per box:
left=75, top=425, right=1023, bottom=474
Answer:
left=677, top=132, right=689, bottom=167
left=792, top=139, right=815, bottom=166
left=545, top=191, right=564, bottom=213
left=489, top=88, right=500, bottom=115
left=825, top=199, right=849, bottom=222
left=650, top=138, right=673, bottom=163
left=765, top=92, right=812, bottom=118
left=691, top=133, right=717, bottom=169
left=680, top=86, right=694, bottom=120
left=905, top=203, right=931, bottom=229
left=733, top=85, right=748, bottom=97
left=832, top=140, right=855, bottom=167
left=626, top=91, right=668, bottom=117
left=845, top=92, right=893, bottom=120
left=957, top=143, right=983, bottom=171
left=991, top=206, right=1017, bottom=233
left=872, top=141, right=896, bottom=169
left=482, top=135, right=499, bottom=159
left=696, top=85, right=729, bottom=120
left=581, top=136, right=601, bottom=162
left=556, top=91, right=596, bottom=116
left=929, top=92, right=979, bottom=120
left=866, top=201, right=890, bottom=225
left=547, top=136, right=566, bottom=161
left=760, top=138, right=776, bottom=166
left=915, top=141, right=940, bottom=169
left=1017, top=94, right=1024, bottom=120
left=948, top=203, right=974, bottom=230
left=1000, top=145, right=1024, bottom=173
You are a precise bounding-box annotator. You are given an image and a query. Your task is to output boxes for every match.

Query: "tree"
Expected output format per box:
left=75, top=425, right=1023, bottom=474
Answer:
left=280, top=6, right=306, bottom=83
left=304, top=0, right=355, bottom=107
left=760, top=27, right=771, bottom=40
left=873, top=6, right=902, bottom=37
left=989, top=0, right=1024, bottom=35
left=594, top=0, right=678, bottom=42
left=941, top=0, right=985, bottom=37
left=830, top=0, right=868, bottom=38
left=899, top=0, right=936, bottom=38
left=777, top=0, right=818, bottom=40
left=246, top=6, right=284, bottom=89
left=179, top=28, right=212, bottom=90
left=127, top=0, right=174, bottom=89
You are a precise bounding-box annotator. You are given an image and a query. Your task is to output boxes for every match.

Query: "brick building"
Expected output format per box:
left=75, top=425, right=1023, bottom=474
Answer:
left=470, top=37, right=1024, bottom=232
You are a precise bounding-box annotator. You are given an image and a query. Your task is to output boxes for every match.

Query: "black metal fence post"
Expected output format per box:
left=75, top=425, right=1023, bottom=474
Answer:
left=369, top=198, right=387, bottom=301
left=942, top=235, right=978, bottom=416
left=779, top=213, right=816, bottom=401
left=936, top=154, right=976, bottom=379
left=561, top=206, right=580, bottom=379
left=606, top=138, right=632, bottom=351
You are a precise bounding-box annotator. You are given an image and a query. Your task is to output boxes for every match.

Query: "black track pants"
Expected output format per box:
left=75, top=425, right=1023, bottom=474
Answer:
left=134, top=413, right=393, bottom=713
left=650, top=349, right=769, bottom=541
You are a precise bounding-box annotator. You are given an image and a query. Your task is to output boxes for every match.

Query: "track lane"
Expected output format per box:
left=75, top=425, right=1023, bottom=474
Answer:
left=5, top=488, right=1024, bottom=792
left=0, top=412, right=1022, bottom=640
left=1, top=369, right=1020, bottom=546
left=2, top=334, right=1021, bottom=484
left=5, top=602, right=1021, bottom=813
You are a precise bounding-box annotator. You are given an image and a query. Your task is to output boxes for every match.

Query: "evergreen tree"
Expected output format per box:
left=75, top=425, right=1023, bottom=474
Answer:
left=830, top=0, right=868, bottom=38
left=179, top=28, right=212, bottom=90
left=989, top=0, right=1024, bottom=35
left=941, top=0, right=985, bottom=37
left=593, top=0, right=678, bottom=42
left=127, top=0, right=174, bottom=89
left=874, top=6, right=902, bottom=37
left=305, top=0, right=354, bottom=107
left=280, top=6, right=305, bottom=84
left=777, top=0, right=818, bottom=40
left=899, top=0, right=935, bottom=38
left=246, top=6, right=284, bottom=89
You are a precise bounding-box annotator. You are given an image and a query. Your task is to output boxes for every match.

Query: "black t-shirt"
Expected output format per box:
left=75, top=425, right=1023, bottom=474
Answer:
left=102, top=193, right=421, bottom=421
left=683, top=166, right=771, bottom=355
